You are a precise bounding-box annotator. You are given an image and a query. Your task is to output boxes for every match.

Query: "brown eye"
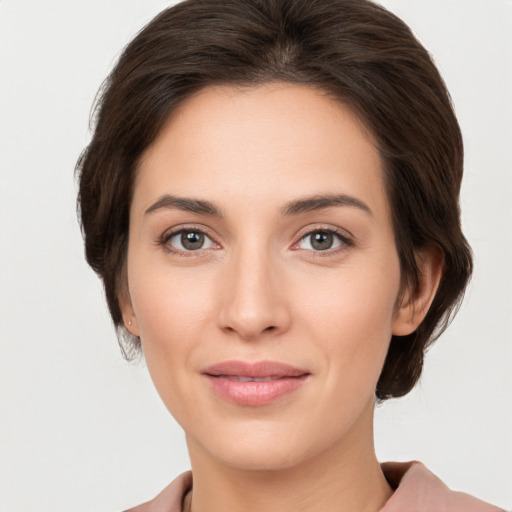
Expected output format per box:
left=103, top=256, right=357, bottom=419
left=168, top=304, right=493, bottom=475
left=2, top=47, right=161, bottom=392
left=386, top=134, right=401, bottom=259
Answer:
left=165, top=229, right=217, bottom=252
left=310, top=232, right=334, bottom=250
left=296, top=229, right=351, bottom=253
left=181, top=231, right=205, bottom=250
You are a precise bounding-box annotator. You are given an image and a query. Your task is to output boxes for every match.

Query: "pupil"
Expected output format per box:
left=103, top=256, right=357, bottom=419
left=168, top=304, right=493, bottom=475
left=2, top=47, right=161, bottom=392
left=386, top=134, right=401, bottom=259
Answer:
left=182, top=231, right=204, bottom=250
left=311, top=232, right=333, bottom=250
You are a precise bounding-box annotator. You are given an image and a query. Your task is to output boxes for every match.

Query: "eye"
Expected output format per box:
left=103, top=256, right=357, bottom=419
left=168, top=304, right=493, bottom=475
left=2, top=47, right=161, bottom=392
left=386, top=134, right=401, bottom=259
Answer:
left=295, top=229, right=351, bottom=252
left=164, top=229, right=218, bottom=252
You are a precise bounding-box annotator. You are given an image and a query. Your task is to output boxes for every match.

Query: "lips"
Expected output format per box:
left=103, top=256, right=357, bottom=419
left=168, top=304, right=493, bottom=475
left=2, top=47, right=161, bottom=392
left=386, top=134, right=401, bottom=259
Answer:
left=220, top=376, right=282, bottom=382
left=202, top=360, right=310, bottom=406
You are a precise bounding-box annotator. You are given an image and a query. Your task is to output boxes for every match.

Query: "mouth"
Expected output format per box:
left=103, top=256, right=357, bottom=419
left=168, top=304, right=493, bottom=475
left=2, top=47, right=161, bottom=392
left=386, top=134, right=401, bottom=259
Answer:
left=202, top=360, right=310, bottom=406
left=216, top=376, right=287, bottom=382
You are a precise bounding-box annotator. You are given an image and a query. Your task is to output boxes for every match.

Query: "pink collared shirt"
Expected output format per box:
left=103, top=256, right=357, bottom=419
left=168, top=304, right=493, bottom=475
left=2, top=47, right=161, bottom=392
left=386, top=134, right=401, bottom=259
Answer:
left=381, top=461, right=505, bottom=512
left=125, top=461, right=506, bottom=512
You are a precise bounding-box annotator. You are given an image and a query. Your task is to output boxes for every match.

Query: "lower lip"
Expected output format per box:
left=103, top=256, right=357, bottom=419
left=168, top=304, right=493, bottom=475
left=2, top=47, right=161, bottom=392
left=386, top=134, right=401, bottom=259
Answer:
left=204, top=375, right=309, bottom=406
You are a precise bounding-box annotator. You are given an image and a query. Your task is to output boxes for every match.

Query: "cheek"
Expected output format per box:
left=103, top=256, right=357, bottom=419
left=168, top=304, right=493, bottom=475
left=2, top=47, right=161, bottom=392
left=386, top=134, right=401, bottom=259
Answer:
left=297, top=257, right=401, bottom=382
left=127, top=258, right=217, bottom=398
left=129, top=253, right=215, bottom=338
left=283, top=261, right=401, bottom=446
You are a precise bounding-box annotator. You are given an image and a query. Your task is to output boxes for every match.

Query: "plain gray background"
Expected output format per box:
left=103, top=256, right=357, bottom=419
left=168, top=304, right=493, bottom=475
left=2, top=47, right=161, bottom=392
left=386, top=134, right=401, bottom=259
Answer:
left=0, top=1, right=511, bottom=511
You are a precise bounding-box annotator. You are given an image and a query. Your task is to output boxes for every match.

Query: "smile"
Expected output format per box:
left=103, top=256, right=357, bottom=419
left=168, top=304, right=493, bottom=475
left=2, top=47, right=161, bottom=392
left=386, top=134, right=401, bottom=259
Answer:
left=202, top=360, right=310, bottom=406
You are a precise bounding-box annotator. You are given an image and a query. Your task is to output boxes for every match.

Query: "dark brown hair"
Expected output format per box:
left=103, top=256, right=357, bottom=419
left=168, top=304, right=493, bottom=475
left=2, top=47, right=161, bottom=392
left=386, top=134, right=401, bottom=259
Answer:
left=77, top=0, right=472, bottom=400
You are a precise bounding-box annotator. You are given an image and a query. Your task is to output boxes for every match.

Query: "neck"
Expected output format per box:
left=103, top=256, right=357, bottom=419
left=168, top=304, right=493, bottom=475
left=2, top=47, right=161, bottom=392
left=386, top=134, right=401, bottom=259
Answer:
left=186, top=402, right=393, bottom=512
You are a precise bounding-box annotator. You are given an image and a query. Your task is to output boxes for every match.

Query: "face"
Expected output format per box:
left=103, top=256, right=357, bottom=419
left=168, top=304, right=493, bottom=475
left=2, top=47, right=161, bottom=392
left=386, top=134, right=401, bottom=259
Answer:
left=122, top=83, right=412, bottom=471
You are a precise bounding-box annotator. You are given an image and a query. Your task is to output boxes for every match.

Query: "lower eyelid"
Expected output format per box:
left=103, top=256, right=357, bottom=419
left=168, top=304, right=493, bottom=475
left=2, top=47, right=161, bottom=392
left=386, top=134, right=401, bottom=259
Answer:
left=159, top=226, right=352, bottom=254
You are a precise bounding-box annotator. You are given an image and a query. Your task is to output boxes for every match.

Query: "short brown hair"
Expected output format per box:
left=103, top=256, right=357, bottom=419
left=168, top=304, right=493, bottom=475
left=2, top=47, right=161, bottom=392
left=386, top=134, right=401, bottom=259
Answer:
left=77, top=0, right=472, bottom=400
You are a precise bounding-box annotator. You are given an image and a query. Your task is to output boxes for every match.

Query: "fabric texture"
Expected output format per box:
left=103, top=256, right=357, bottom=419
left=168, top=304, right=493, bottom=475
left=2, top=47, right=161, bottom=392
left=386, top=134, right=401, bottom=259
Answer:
left=380, top=461, right=504, bottom=512
left=124, top=461, right=505, bottom=512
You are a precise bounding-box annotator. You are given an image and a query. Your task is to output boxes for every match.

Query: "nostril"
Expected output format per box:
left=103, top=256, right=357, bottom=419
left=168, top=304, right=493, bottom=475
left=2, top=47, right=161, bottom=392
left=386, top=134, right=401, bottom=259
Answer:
left=264, top=325, right=276, bottom=332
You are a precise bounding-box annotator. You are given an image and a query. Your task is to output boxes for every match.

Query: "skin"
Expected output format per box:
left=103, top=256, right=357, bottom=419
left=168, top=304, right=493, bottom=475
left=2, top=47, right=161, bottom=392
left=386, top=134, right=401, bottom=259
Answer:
left=121, top=83, right=442, bottom=512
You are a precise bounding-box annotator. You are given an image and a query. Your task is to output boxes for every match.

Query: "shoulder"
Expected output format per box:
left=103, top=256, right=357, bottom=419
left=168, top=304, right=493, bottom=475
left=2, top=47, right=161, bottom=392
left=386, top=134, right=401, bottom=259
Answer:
left=123, top=471, right=192, bottom=512
left=381, top=461, right=506, bottom=512
left=122, top=463, right=506, bottom=512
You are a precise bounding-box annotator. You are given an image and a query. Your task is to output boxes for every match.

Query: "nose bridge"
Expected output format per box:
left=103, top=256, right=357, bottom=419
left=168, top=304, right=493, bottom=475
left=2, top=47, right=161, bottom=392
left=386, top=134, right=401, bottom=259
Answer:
left=218, top=237, right=289, bottom=340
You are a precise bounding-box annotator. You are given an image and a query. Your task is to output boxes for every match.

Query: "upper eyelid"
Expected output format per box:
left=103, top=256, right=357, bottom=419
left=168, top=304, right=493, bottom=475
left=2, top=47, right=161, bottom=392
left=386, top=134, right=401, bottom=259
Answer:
left=160, top=224, right=353, bottom=250
left=293, top=224, right=353, bottom=243
left=295, top=230, right=351, bottom=248
left=162, top=224, right=217, bottom=241
left=160, top=225, right=221, bottom=253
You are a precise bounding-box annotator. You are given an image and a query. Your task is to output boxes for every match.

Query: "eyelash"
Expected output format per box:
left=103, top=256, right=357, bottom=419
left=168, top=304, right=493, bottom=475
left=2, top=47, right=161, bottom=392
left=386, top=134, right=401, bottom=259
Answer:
left=292, top=226, right=354, bottom=257
left=159, top=225, right=219, bottom=258
left=159, top=225, right=354, bottom=258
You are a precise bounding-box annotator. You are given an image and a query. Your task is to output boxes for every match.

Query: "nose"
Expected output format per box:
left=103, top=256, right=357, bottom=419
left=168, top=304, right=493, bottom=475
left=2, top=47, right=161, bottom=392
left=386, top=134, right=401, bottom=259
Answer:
left=217, top=245, right=291, bottom=341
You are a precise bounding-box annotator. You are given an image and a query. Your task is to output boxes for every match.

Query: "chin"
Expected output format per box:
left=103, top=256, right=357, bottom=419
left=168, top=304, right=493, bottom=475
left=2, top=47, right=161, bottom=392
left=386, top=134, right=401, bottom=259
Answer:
left=213, top=439, right=309, bottom=472
left=187, top=414, right=350, bottom=473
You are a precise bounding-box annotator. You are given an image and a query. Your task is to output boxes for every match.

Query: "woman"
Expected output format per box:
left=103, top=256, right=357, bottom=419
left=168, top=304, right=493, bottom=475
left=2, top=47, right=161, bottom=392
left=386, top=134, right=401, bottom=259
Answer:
left=76, top=0, right=506, bottom=510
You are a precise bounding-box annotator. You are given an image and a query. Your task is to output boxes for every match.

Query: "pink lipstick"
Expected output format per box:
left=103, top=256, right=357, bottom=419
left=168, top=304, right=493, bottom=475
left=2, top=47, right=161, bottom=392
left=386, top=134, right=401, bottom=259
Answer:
left=202, top=360, right=310, bottom=406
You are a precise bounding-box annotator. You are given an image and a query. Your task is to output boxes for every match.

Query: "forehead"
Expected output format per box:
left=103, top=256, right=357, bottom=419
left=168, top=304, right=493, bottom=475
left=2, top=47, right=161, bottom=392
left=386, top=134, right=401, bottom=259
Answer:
left=134, top=83, right=388, bottom=218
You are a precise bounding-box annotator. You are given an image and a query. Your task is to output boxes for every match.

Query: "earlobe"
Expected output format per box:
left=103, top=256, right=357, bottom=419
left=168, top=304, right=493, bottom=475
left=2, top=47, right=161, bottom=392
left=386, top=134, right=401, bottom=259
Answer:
left=119, top=293, right=140, bottom=337
left=392, top=245, right=444, bottom=336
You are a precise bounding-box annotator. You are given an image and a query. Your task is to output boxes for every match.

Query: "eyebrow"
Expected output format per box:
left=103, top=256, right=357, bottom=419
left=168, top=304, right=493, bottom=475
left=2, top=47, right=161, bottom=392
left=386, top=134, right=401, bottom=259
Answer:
left=281, top=194, right=372, bottom=217
left=144, top=193, right=372, bottom=217
left=145, top=194, right=223, bottom=217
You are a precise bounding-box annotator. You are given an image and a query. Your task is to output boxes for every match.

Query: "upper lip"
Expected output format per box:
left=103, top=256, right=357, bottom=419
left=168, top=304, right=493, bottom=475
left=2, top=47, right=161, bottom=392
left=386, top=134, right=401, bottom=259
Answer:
left=202, top=360, right=309, bottom=378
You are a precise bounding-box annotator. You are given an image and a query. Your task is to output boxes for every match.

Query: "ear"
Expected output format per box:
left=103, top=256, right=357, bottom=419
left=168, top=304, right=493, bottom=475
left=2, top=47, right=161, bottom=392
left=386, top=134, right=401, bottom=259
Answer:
left=118, top=291, right=140, bottom=337
left=392, top=244, right=444, bottom=336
